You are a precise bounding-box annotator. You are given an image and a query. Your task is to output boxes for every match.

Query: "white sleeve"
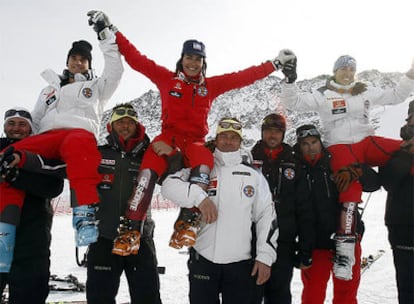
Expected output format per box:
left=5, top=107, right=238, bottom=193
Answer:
left=96, top=30, right=124, bottom=106
left=161, top=168, right=208, bottom=208
left=369, top=75, right=414, bottom=106
left=252, top=173, right=278, bottom=266
left=280, top=82, right=325, bottom=112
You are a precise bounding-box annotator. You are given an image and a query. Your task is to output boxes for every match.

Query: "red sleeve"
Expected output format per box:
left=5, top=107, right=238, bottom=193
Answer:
left=207, top=61, right=276, bottom=99
left=115, top=31, right=172, bottom=83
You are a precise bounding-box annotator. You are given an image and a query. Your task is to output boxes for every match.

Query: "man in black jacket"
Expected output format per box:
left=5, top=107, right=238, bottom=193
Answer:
left=381, top=100, right=414, bottom=304
left=294, top=124, right=365, bottom=304
left=85, top=103, right=162, bottom=304
left=0, top=107, right=64, bottom=303
left=251, top=113, right=313, bottom=304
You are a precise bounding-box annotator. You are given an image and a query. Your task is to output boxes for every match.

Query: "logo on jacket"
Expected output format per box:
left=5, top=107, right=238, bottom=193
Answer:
left=101, top=159, right=115, bottom=165
left=197, top=86, right=208, bottom=97
left=331, top=98, right=346, bottom=115
left=169, top=90, right=182, bottom=98
left=207, top=178, right=218, bottom=196
left=283, top=168, right=295, bottom=180
left=243, top=185, right=255, bottom=197
left=82, top=87, right=93, bottom=98
left=44, top=89, right=57, bottom=105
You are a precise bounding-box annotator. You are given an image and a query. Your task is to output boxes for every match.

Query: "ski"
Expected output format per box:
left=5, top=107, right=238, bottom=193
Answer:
left=361, top=249, right=385, bottom=274
left=49, top=274, right=85, bottom=292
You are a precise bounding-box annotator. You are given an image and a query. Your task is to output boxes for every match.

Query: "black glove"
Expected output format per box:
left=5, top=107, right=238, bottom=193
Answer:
left=87, top=10, right=116, bottom=39
left=0, top=146, right=16, bottom=176
left=3, top=167, right=19, bottom=183
left=293, top=251, right=313, bottom=269
left=282, top=58, right=297, bottom=83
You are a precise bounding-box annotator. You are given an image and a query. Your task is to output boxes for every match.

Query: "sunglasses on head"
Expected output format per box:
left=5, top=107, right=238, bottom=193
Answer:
left=297, top=128, right=320, bottom=139
left=113, top=108, right=137, bottom=117
left=218, top=120, right=242, bottom=130
left=4, top=109, right=32, bottom=120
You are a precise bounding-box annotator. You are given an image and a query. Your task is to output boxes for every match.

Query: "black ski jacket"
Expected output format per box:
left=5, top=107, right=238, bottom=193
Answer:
left=294, top=144, right=365, bottom=250
left=0, top=137, right=64, bottom=270
left=96, top=130, right=151, bottom=240
left=380, top=149, right=414, bottom=247
left=251, top=141, right=314, bottom=262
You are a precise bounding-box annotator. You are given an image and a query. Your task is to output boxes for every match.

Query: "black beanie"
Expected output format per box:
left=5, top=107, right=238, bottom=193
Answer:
left=66, top=40, right=93, bottom=67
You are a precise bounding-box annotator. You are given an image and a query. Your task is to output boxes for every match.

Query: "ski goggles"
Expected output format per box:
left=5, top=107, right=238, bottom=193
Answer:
left=4, top=109, right=32, bottom=121
left=216, top=118, right=242, bottom=138
left=296, top=127, right=321, bottom=139
left=110, top=107, right=138, bottom=124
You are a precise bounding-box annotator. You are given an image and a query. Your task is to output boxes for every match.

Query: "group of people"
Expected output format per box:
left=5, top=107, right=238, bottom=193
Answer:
left=0, top=9, right=412, bottom=304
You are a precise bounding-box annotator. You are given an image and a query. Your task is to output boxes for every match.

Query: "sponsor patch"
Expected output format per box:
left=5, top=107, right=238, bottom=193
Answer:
left=284, top=168, right=295, bottom=180
left=100, top=173, right=114, bottom=183
left=243, top=185, right=255, bottom=197
left=101, top=159, right=115, bottom=165
left=44, top=89, right=57, bottom=105
left=197, top=86, right=208, bottom=97
left=169, top=90, right=182, bottom=98
left=82, top=87, right=93, bottom=98
left=331, top=98, right=346, bottom=115
left=232, top=171, right=251, bottom=176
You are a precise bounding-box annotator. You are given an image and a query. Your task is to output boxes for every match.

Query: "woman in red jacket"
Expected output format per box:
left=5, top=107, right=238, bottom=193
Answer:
left=87, top=10, right=293, bottom=256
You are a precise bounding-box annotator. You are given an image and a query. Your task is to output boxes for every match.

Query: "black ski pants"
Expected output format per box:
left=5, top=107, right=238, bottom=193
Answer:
left=188, top=248, right=257, bottom=304
left=86, top=237, right=162, bottom=304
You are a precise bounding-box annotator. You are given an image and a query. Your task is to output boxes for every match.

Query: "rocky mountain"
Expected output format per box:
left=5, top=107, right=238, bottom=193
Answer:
left=99, top=70, right=406, bottom=147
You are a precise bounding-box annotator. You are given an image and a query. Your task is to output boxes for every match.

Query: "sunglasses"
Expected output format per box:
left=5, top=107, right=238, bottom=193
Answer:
left=297, top=128, right=320, bottom=139
left=218, top=120, right=242, bottom=130
left=4, top=109, right=32, bottom=120
left=113, top=108, right=137, bottom=117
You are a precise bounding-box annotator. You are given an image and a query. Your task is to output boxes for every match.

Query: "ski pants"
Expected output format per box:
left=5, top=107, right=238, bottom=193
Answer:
left=328, top=136, right=401, bottom=203
left=187, top=248, right=256, bottom=304
left=258, top=242, right=295, bottom=304
left=301, top=245, right=361, bottom=304
left=390, top=244, right=414, bottom=304
left=0, top=199, right=52, bottom=304
left=140, top=132, right=214, bottom=177
left=86, top=237, right=162, bottom=304
left=0, top=129, right=101, bottom=224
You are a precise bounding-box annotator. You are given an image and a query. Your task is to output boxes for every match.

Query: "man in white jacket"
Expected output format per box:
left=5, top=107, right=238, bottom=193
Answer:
left=277, top=51, right=414, bottom=283
left=162, top=117, right=278, bottom=304
left=0, top=12, right=123, bottom=273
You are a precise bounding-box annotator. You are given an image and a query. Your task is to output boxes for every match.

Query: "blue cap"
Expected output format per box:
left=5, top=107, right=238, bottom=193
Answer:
left=182, top=40, right=206, bottom=57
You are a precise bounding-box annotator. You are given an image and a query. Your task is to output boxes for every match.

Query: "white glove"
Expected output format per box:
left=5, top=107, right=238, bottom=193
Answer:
left=272, top=49, right=296, bottom=70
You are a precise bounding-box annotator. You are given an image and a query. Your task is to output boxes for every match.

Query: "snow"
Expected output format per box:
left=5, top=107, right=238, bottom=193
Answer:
left=45, top=97, right=409, bottom=303
left=47, top=190, right=398, bottom=303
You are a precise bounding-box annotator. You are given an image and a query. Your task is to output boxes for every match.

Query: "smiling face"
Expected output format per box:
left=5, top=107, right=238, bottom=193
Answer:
left=67, top=54, right=90, bottom=75
left=262, top=128, right=284, bottom=149
left=4, top=117, right=31, bottom=140
left=334, top=66, right=356, bottom=85
left=182, top=54, right=204, bottom=77
left=215, top=131, right=241, bottom=152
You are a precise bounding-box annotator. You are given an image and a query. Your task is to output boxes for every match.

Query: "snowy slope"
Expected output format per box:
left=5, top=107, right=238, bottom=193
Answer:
left=47, top=190, right=397, bottom=304
left=45, top=99, right=411, bottom=304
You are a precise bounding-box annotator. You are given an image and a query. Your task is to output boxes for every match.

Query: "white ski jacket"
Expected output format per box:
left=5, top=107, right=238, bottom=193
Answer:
left=280, top=76, right=414, bottom=146
left=31, top=30, right=123, bottom=136
left=162, top=149, right=278, bottom=267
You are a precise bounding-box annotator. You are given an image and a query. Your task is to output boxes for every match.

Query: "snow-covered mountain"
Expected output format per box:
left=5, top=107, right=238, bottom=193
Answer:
left=98, top=70, right=408, bottom=147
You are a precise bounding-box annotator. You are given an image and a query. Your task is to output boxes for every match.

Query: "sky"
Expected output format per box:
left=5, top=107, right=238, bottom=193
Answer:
left=0, top=0, right=413, bottom=128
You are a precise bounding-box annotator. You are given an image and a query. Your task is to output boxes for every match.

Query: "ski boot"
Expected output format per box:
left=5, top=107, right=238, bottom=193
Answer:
left=112, top=217, right=142, bottom=256
left=72, top=205, right=99, bottom=247
left=333, top=234, right=356, bottom=280
left=0, top=222, right=16, bottom=273
left=169, top=207, right=202, bottom=249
